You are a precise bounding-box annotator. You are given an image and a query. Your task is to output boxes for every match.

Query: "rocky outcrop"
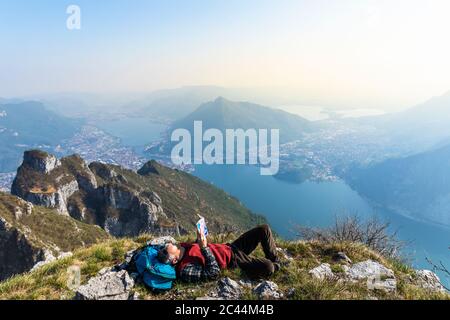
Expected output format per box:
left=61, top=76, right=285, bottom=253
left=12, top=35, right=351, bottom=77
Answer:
left=309, top=263, right=335, bottom=280
left=149, top=236, right=177, bottom=246
left=11, top=152, right=89, bottom=216
left=0, top=192, right=109, bottom=282
left=96, top=184, right=170, bottom=237
left=23, top=179, right=79, bottom=216
left=199, top=277, right=282, bottom=300
left=346, top=260, right=396, bottom=287
left=308, top=259, right=398, bottom=293
left=0, top=218, right=46, bottom=281
left=75, top=268, right=135, bottom=300
left=345, top=260, right=397, bottom=293
left=11, top=150, right=265, bottom=238
left=22, top=150, right=61, bottom=174
left=252, top=281, right=283, bottom=299
left=414, top=270, right=446, bottom=292
left=30, top=251, right=73, bottom=272
left=333, top=252, right=352, bottom=264
left=11, top=151, right=176, bottom=237
left=137, top=160, right=161, bottom=176
left=217, top=277, right=242, bottom=299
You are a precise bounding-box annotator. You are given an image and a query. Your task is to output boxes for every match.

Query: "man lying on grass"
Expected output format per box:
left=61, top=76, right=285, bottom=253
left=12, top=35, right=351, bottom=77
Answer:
left=157, top=224, right=281, bottom=282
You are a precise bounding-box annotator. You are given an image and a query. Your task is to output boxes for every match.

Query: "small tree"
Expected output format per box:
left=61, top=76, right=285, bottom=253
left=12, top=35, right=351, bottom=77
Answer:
left=296, top=215, right=406, bottom=259
left=426, top=251, right=450, bottom=291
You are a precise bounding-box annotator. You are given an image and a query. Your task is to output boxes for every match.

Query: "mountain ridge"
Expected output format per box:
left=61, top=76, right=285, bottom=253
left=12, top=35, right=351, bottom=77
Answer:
left=11, top=150, right=266, bottom=237
left=346, top=142, right=450, bottom=227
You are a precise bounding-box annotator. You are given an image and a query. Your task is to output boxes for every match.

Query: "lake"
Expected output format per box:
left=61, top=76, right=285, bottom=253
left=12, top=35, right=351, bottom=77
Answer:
left=193, top=164, right=450, bottom=286
left=95, top=117, right=167, bottom=147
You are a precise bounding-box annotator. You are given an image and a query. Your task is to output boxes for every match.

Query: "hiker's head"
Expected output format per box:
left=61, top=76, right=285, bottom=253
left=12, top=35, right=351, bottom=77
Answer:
left=157, top=243, right=181, bottom=265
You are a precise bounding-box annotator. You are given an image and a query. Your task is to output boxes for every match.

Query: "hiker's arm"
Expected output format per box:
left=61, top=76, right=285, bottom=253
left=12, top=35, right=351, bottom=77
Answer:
left=202, top=247, right=220, bottom=280
left=180, top=247, right=220, bottom=282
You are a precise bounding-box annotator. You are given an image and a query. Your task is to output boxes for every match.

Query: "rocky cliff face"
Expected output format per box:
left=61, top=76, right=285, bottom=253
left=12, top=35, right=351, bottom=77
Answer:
left=0, top=215, right=46, bottom=281
left=22, top=150, right=61, bottom=174
left=11, top=150, right=264, bottom=238
left=0, top=192, right=108, bottom=281
left=11, top=151, right=87, bottom=216
left=11, top=151, right=179, bottom=237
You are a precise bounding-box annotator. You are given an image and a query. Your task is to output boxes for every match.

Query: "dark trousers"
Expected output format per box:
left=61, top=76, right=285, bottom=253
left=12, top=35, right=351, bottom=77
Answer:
left=229, top=224, right=278, bottom=279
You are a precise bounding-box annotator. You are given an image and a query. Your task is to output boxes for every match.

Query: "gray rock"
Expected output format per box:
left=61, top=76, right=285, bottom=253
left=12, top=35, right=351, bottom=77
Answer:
left=276, top=247, right=294, bottom=261
left=0, top=221, right=48, bottom=281
left=75, top=162, right=98, bottom=192
left=129, top=291, right=140, bottom=300
left=414, top=270, right=446, bottom=292
left=23, top=151, right=60, bottom=174
left=97, top=184, right=173, bottom=237
left=25, top=202, right=33, bottom=215
left=286, top=288, right=296, bottom=298
left=58, top=252, right=73, bottom=260
left=14, top=206, right=24, bottom=220
left=309, top=263, right=335, bottom=280
left=30, top=251, right=73, bottom=272
left=115, top=249, right=137, bottom=270
left=333, top=252, right=352, bottom=264
left=149, top=236, right=177, bottom=246
left=30, top=250, right=56, bottom=272
left=345, top=260, right=396, bottom=293
left=239, top=279, right=254, bottom=288
left=253, top=281, right=283, bottom=300
left=75, top=269, right=135, bottom=300
left=217, top=277, right=242, bottom=299
left=196, top=296, right=225, bottom=300
left=24, top=179, right=79, bottom=216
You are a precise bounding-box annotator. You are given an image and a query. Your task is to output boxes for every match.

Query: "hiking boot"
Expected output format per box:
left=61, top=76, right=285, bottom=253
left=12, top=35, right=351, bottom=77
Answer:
left=273, top=262, right=281, bottom=272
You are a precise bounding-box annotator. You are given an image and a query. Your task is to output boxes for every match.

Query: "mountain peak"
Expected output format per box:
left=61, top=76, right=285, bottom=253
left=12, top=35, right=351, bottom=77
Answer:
left=213, top=96, right=230, bottom=105
left=137, top=160, right=161, bottom=176
left=22, top=150, right=61, bottom=174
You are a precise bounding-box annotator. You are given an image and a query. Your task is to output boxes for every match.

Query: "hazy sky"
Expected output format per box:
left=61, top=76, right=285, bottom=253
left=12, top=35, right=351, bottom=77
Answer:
left=1, top=0, right=450, bottom=111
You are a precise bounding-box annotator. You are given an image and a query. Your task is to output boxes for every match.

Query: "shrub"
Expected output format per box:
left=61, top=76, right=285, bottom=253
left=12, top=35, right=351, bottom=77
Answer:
left=296, top=215, right=405, bottom=260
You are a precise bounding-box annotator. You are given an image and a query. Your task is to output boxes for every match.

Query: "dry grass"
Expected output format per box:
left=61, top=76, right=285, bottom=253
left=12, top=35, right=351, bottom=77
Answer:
left=0, top=234, right=449, bottom=300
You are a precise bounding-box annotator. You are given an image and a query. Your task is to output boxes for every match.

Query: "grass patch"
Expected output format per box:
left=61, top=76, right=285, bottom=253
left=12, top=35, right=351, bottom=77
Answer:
left=0, top=235, right=449, bottom=300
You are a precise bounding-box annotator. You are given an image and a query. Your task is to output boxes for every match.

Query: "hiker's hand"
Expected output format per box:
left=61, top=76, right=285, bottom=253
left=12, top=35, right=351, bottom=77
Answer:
left=197, top=230, right=208, bottom=248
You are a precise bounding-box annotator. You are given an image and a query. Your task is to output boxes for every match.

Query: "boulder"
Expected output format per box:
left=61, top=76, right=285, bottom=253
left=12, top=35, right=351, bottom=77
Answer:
left=253, top=281, right=283, bottom=300
left=309, top=263, right=335, bottom=280
left=149, top=236, right=177, bottom=246
left=217, top=277, right=242, bottom=299
left=239, top=279, right=254, bottom=288
left=414, top=270, right=446, bottom=292
left=332, top=252, right=352, bottom=264
left=75, top=268, right=135, bottom=300
left=276, top=247, right=294, bottom=261
left=345, top=260, right=396, bottom=293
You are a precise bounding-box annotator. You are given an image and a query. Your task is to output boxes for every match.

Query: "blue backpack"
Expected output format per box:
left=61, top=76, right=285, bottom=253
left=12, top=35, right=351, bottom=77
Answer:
left=134, top=245, right=176, bottom=291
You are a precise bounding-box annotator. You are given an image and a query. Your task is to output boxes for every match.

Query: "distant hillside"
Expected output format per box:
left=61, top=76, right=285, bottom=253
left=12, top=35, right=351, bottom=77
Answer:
left=0, top=101, right=81, bottom=172
left=134, top=86, right=230, bottom=121
left=354, top=91, right=450, bottom=154
left=346, top=143, right=450, bottom=227
left=11, top=150, right=265, bottom=237
left=148, top=97, right=315, bottom=156
left=174, top=97, right=313, bottom=141
left=0, top=192, right=109, bottom=281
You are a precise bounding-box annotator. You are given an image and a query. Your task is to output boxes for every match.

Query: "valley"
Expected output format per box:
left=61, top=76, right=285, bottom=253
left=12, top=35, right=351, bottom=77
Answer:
left=1, top=91, right=450, bottom=288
